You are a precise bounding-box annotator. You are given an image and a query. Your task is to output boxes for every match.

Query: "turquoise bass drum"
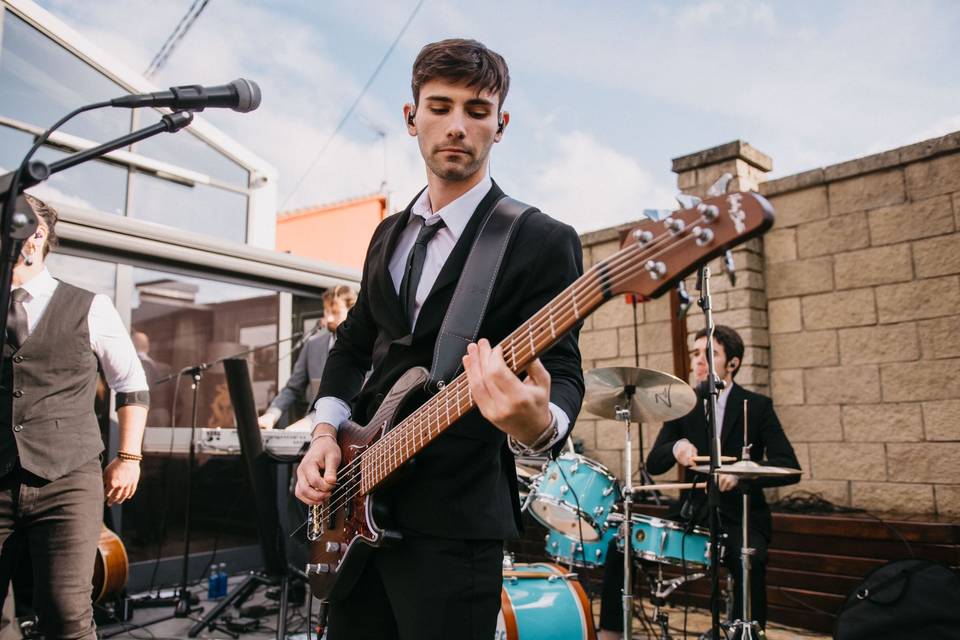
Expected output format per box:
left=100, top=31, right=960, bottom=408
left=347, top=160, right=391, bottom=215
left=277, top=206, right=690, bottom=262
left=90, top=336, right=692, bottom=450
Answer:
left=496, top=563, right=596, bottom=640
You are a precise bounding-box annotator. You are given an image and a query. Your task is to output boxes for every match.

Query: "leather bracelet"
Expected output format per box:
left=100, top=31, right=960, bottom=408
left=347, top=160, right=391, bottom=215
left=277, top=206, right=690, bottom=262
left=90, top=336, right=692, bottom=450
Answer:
left=117, top=451, right=143, bottom=462
left=311, top=433, right=337, bottom=446
left=508, top=412, right=558, bottom=456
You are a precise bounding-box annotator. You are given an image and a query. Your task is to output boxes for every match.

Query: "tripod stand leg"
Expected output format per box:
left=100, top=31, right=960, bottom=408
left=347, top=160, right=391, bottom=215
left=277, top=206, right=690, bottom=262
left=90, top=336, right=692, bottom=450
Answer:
left=276, top=573, right=289, bottom=640
left=187, top=573, right=269, bottom=637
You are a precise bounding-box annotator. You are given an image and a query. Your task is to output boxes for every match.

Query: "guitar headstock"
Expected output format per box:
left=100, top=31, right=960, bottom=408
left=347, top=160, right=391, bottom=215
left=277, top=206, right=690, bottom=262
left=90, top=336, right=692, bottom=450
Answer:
left=610, top=191, right=774, bottom=299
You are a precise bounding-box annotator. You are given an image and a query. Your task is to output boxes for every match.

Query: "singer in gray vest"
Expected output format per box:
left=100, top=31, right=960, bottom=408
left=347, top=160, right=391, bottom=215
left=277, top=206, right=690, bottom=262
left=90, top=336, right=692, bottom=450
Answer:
left=0, top=195, right=149, bottom=640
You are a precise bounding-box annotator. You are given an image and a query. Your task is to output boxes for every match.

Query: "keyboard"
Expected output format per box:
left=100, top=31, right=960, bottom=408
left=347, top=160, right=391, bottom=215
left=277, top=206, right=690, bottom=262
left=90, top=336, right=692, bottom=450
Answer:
left=199, top=428, right=311, bottom=457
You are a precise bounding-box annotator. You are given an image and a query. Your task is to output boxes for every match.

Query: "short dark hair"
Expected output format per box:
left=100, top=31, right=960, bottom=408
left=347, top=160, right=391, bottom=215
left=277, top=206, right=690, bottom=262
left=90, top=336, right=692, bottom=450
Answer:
left=411, top=39, right=510, bottom=110
left=695, top=324, right=745, bottom=378
left=23, top=194, right=59, bottom=257
left=322, top=284, right=357, bottom=308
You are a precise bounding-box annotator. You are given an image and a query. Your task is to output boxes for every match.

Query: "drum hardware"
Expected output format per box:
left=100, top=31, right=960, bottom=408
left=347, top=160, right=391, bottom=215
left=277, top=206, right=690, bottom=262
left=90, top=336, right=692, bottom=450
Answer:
left=725, top=401, right=772, bottom=640
left=583, top=365, right=698, bottom=639
left=647, top=568, right=708, bottom=640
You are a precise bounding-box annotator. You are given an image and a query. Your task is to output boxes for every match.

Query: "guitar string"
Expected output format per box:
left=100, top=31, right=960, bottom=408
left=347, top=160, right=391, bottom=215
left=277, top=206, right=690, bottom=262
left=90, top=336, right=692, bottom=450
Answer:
left=310, top=223, right=678, bottom=516
left=311, top=224, right=704, bottom=523
left=359, top=222, right=684, bottom=477
left=312, top=223, right=680, bottom=512
left=313, top=228, right=695, bottom=524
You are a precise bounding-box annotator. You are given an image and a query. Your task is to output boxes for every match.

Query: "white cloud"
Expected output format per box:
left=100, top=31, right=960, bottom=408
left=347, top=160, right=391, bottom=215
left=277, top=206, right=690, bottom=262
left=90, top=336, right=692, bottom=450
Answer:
left=527, top=131, right=675, bottom=233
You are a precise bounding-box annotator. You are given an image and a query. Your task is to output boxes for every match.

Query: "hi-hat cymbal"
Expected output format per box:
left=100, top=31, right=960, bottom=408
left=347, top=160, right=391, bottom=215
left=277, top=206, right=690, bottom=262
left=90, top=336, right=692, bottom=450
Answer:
left=690, top=459, right=802, bottom=478
left=583, top=367, right=697, bottom=422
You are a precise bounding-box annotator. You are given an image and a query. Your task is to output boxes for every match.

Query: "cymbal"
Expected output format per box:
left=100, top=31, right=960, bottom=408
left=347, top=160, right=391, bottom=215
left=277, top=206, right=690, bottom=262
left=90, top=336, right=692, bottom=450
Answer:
left=583, top=367, right=696, bottom=422
left=690, top=459, right=802, bottom=478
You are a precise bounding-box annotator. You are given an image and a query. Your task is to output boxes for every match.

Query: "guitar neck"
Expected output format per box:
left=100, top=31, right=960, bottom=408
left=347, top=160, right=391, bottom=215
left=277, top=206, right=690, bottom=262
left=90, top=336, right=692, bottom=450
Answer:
left=359, top=266, right=612, bottom=493
left=356, top=190, right=775, bottom=494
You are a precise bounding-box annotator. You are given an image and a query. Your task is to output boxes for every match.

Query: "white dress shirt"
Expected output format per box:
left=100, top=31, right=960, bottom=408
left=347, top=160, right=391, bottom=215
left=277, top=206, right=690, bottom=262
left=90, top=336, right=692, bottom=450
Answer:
left=313, top=176, right=570, bottom=449
left=16, top=268, right=148, bottom=393
left=672, top=382, right=733, bottom=460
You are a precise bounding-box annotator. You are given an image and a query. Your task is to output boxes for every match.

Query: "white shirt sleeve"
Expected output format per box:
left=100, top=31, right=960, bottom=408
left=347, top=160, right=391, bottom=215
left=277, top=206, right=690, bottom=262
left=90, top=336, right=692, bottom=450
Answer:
left=672, top=438, right=693, bottom=460
left=311, top=396, right=352, bottom=431
left=545, top=403, right=571, bottom=449
left=88, top=294, right=149, bottom=393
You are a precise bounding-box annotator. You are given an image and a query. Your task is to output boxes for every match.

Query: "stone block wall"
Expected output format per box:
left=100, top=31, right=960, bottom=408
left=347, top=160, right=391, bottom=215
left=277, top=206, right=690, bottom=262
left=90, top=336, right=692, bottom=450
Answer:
left=574, top=133, right=960, bottom=517
left=759, top=131, right=960, bottom=516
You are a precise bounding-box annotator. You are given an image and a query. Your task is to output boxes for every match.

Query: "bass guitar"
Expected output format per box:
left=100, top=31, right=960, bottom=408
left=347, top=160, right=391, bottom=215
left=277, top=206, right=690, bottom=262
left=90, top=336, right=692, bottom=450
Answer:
left=306, top=191, right=774, bottom=600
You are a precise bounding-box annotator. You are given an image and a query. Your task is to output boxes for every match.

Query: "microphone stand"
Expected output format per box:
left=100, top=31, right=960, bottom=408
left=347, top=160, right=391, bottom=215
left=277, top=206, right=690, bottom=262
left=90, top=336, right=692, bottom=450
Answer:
left=156, top=325, right=321, bottom=619
left=697, top=266, right=725, bottom=640
left=0, top=109, right=194, bottom=344
left=107, top=325, right=321, bottom=635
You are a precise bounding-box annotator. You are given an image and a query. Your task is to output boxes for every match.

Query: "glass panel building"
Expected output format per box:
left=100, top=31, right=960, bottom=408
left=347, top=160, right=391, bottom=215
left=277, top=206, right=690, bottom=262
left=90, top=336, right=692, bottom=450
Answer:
left=1, top=0, right=360, bottom=588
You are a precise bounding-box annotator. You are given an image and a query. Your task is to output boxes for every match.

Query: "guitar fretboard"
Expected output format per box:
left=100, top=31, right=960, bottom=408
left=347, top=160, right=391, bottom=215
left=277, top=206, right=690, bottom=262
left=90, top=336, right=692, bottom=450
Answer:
left=357, top=264, right=618, bottom=494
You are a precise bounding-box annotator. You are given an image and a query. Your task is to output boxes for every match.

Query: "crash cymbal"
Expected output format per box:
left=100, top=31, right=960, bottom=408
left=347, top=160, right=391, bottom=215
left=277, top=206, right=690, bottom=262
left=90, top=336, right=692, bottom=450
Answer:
left=689, top=459, right=802, bottom=478
left=583, top=367, right=696, bottom=422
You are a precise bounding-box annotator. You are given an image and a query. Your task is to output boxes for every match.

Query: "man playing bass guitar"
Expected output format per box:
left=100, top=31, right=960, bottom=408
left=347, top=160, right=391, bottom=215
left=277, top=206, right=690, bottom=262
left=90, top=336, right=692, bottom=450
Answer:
left=295, top=38, right=585, bottom=640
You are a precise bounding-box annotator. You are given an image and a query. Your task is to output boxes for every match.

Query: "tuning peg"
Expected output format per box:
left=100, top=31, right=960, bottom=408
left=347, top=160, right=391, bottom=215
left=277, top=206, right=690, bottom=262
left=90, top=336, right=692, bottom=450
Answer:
left=675, top=194, right=702, bottom=210
left=722, top=249, right=736, bottom=287
left=676, top=281, right=692, bottom=319
left=706, top=172, right=734, bottom=197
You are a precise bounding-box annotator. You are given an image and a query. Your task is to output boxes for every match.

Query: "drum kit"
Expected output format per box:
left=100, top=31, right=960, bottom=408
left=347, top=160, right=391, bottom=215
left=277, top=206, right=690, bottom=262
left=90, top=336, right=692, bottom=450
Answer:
left=510, top=364, right=802, bottom=640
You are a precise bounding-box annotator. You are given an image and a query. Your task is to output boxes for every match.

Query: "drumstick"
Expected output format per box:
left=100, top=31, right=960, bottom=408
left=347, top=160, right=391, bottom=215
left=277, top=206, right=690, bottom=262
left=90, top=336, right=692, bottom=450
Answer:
left=691, top=455, right=736, bottom=463
left=632, top=482, right=706, bottom=491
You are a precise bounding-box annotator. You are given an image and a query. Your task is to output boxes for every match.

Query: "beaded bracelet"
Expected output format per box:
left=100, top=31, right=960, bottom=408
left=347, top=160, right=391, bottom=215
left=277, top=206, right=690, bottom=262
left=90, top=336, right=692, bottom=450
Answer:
left=117, top=451, right=143, bottom=462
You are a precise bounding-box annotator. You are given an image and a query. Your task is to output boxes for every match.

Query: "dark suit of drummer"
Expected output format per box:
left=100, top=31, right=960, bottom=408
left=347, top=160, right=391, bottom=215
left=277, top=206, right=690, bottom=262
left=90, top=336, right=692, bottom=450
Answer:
left=651, top=325, right=799, bottom=630
left=294, top=39, right=584, bottom=640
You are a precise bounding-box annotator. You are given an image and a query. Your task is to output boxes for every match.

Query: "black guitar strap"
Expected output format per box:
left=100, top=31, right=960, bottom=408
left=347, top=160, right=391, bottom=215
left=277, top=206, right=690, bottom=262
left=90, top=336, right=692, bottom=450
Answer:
left=427, top=195, right=534, bottom=392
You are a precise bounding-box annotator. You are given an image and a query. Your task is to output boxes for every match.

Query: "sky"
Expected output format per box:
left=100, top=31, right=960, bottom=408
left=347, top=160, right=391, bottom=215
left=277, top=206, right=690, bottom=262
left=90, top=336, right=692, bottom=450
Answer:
left=35, top=0, right=960, bottom=233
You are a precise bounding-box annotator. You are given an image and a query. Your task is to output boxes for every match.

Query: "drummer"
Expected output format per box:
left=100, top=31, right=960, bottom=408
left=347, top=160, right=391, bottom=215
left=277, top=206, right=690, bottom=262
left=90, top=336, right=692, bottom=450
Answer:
left=597, top=325, right=800, bottom=638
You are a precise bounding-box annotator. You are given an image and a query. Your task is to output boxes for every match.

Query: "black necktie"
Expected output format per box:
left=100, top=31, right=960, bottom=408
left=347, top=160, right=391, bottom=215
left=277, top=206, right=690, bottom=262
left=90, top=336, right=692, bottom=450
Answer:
left=7, top=288, right=30, bottom=349
left=398, top=218, right=445, bottom=327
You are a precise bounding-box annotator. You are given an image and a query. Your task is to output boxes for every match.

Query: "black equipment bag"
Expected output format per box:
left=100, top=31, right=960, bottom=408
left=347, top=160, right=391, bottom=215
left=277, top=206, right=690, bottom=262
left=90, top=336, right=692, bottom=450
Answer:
left=834, top=558, right=960, bottom=639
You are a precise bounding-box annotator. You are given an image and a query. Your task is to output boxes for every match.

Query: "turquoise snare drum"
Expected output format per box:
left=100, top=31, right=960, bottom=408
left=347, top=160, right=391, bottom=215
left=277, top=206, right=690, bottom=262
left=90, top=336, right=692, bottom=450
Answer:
left=545, top=523, right=616, bottom=568
left=530, top=454, right=619, bottom=541
left=497, top=562, right=596, bottom=640
left=616, top=514, right=713, bottom=568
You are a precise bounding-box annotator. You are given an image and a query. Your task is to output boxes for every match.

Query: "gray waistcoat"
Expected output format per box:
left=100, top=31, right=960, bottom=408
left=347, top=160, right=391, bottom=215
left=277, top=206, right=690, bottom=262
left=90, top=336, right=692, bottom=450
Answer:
left=0, top=281, right=102, bottom=480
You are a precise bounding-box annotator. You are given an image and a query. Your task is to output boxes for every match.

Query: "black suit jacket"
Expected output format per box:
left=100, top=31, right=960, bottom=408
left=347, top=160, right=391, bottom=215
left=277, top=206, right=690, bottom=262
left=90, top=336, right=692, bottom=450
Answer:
left=646, top=383, right=800, bottom=540
left=318, top=181, right=585, bottom=539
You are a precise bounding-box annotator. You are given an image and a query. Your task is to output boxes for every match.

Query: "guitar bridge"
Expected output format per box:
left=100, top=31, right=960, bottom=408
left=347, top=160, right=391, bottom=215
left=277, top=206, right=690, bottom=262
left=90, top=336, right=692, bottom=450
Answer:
left=307, top=504, right=324, bottom=541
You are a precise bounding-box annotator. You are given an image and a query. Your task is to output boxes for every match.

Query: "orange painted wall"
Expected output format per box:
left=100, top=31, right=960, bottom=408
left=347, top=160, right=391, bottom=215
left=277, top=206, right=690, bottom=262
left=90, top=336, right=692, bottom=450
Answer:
left=276, top=195, right=387, bottom=271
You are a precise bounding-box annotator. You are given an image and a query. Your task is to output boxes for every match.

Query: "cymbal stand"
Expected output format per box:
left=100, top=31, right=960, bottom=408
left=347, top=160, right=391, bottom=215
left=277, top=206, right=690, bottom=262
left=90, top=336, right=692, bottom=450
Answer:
left=630, top=295, right=660, bottom=503
left=726, top=401, right=765, bottom=639
left=617, top=393, right=636, bottom=640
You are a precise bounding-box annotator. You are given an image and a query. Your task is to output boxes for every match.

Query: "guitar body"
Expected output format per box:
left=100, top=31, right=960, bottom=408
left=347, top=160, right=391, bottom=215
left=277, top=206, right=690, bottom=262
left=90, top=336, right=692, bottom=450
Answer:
left=307, top=366, right=430, bottom=600
left=92, top=525, right=128, bottom=604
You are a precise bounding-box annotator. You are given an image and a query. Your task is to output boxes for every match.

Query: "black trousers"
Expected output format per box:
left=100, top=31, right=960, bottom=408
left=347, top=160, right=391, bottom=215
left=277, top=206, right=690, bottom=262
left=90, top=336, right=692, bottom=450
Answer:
left=598, top=517, right=769, bottom=631
left=326, top=536, right=503, bottom=640
left=0, top=458, right=103, bottom=640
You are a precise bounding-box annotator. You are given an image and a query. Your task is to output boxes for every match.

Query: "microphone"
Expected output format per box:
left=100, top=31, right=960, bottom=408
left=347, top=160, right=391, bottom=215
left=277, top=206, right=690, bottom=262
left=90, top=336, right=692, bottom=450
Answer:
left=110, top=79, right=261, bottom=113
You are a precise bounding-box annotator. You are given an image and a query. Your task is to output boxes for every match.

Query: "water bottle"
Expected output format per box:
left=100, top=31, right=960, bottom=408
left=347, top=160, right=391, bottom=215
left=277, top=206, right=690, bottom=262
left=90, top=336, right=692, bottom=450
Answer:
left=207, top=564, right=220, bottom=600
left=216, top=562, right=228, bottom=598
